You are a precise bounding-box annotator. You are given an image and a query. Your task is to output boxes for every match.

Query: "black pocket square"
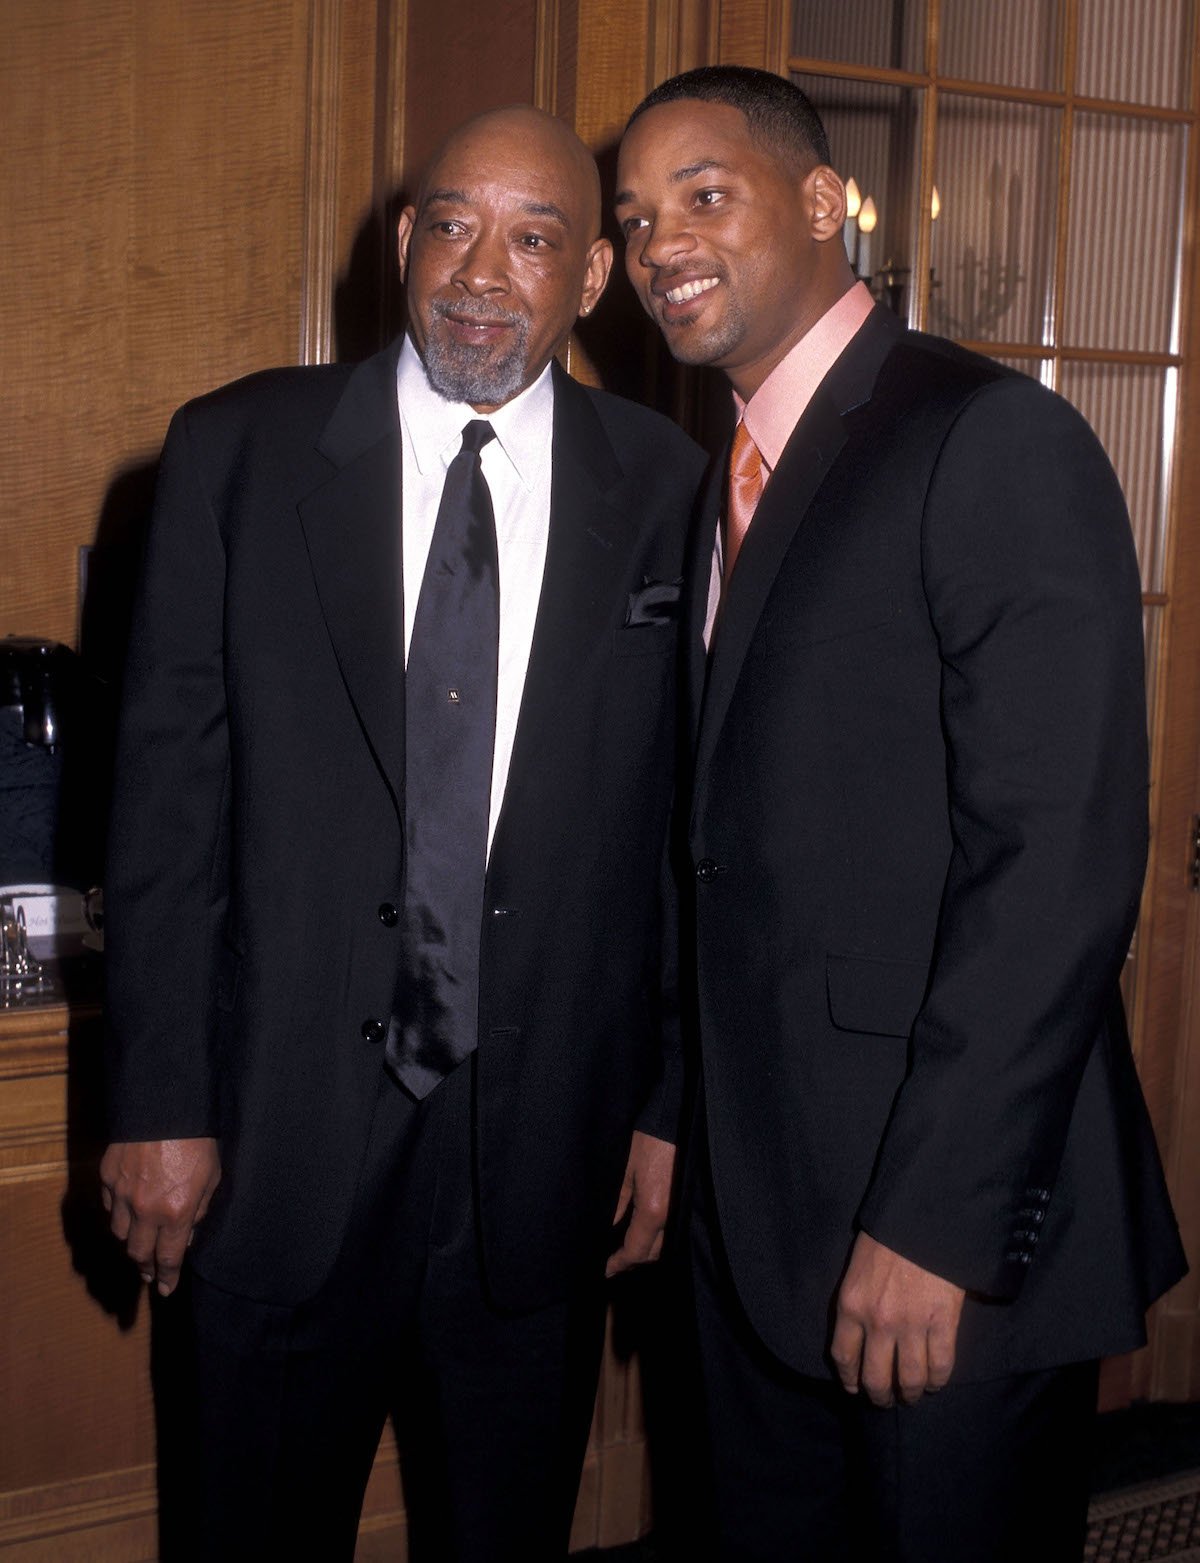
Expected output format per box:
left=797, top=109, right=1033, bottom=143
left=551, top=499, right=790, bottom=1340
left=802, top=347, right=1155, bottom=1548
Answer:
left=625, top=577, right=683, bottom=627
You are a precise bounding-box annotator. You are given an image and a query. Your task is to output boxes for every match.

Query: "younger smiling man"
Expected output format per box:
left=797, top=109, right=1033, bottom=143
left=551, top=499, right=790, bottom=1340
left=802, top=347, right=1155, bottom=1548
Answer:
left=617, top=66, right=1183, bottom=1563
left=101, top=105, right=702, bottom=1561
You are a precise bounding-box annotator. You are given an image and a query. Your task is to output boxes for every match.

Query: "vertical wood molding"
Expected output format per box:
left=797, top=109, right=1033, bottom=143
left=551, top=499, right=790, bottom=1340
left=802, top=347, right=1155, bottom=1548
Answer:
left=644, top=0, right=717, bottom=83
left=713, top=0, right=776, bottom=70
left=535, top=0, right=563, bottom=112
left=378, top=0, right=410, bottom=346
left=300, top=0, right=342, bottom=365
left=1125, top=0, right=1200, bottom=1397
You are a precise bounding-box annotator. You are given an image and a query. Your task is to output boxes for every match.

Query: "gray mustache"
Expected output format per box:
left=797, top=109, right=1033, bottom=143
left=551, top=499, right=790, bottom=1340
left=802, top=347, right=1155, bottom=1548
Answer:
left=431, top=300, right=524, bottom=329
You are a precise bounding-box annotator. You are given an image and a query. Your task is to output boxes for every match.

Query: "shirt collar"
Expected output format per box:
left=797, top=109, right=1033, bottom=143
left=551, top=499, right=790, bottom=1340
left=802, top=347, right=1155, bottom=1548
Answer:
left=396, top=332, right=554, bottom=492
left=735, top=281, right=875, bottom=473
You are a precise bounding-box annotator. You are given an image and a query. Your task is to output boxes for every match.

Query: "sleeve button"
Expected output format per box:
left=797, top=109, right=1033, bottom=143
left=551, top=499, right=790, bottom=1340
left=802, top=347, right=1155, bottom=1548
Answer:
left=378, top=903, right=399, bottom=927
left=361, top=1017, right=385, bottom=1044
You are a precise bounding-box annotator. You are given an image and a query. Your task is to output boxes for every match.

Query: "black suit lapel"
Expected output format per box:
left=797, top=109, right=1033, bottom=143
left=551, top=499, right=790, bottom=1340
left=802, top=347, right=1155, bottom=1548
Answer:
left=691, top=306, right=903, bottom=812
left=492, top=366, right=637, bottom=840
left=298, top=342, right=406, bottom=811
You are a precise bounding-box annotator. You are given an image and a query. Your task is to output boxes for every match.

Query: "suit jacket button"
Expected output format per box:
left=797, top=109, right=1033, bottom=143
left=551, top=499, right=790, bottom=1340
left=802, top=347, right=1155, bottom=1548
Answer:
left=378, top=903, right=398, bottom=927
left=696, top=858, right=719, bottom=883
left=361, top=1017, right=385, bottom=1044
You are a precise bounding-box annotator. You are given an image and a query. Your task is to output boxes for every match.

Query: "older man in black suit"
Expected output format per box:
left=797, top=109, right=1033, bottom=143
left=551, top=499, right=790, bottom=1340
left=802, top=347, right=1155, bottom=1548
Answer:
left=617, top=66, right=1184, bottom=1562
left=101, top=105, right=703, bottom=1561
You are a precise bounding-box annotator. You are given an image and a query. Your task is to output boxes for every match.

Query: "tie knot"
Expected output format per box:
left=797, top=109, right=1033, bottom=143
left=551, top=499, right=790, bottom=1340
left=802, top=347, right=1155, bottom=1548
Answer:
left=460, top=419, right=496, bottom=457
left=730, top=419, right=761, bottom=483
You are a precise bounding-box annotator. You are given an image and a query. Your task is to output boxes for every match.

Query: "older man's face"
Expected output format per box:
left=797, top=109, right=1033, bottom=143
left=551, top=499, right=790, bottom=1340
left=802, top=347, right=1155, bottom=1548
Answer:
left=399, top=115, right=611, bottom=412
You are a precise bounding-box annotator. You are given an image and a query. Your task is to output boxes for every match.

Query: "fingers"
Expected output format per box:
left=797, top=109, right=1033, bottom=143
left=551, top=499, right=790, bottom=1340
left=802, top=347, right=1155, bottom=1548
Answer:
left=98, top=1139, right=221, bottom=1296
left=829, top=1316, right=864, bottom=1396
left=123, top=1210, right=163, bottom=1286
left=832, top=1233, right=965, bottom=1407
left=605, top=1220, right=658, bottom=1277
left=610, top=1170, right=634, bottom=1228
left=605, top=1207, right=667, bottom=1278
left=830, top=1318, right=928, bottom=1407
left=893, top=1331, right=930, bottom=1407
left=151, top=1221, right=194, bottom=1296
left=925, top=1319, right=957, bottom=1393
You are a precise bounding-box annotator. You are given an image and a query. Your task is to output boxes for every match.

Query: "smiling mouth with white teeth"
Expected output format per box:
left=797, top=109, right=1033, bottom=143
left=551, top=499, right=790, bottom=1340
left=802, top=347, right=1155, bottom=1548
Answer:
left=663, top=276, right=720, bottom=305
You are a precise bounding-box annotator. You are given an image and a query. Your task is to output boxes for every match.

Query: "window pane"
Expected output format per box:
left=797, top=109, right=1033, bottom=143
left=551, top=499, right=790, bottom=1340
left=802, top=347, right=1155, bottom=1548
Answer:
left=928, top=97, right=1059, bottom=346
left=1058, top=363, right=1174, bottom=591
left=1076, top=0, right=1194, bottom=107
left=791, top=0, right=924, bottom=73
left=939, top=0, right=1063, bottom=91
left=794, top=74, right=925, bottom=318
left=1064, top=115, right=1185, bottom=353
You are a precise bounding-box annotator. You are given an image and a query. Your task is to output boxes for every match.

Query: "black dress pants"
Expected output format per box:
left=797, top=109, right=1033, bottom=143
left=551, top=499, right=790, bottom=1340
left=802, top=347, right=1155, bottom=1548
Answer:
left=170, top=1062, right=608, bottom=1562
left=681, top=1175, right=1099, bottom=1563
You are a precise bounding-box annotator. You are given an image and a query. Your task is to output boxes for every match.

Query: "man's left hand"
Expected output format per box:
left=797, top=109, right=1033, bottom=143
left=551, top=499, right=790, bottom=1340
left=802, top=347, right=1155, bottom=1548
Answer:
left=606, top=1131, right=676, bottom=1278
left=830, top=1231, right=966, bottom=1407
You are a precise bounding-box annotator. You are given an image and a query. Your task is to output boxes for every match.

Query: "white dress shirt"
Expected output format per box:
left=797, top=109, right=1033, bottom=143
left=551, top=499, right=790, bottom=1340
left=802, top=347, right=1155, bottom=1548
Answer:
left=396, top=334, right=554, bottom=854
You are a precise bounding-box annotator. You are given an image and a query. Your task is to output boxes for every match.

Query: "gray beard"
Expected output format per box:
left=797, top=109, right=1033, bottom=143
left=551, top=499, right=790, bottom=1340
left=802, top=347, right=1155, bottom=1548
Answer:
left=421, top=306, right=531, bottom=406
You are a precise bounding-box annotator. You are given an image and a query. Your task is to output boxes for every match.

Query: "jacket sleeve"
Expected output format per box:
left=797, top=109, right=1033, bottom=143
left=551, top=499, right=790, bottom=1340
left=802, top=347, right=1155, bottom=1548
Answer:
left=104, top=402, right=232, bottom=1142
left=856, top=376, right=1149, bottom=1299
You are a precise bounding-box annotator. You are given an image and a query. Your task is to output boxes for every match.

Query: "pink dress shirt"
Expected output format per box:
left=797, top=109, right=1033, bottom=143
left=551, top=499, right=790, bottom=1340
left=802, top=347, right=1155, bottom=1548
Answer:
left=706, top=281, right=876, bottom=645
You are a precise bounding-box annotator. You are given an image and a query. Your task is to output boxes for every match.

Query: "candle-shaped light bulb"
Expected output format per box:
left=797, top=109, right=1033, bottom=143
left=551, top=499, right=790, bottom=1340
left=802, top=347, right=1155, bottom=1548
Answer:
left=857, top=196, right=877, bottom=279
left=843, top=177, right=862, bottom=266
left=929, top=185, right=941, bottom=295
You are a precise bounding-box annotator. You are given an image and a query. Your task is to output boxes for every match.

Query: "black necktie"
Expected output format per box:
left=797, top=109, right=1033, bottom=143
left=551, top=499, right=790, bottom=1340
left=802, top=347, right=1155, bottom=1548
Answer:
left=386, top=419, right=499, bottom=1099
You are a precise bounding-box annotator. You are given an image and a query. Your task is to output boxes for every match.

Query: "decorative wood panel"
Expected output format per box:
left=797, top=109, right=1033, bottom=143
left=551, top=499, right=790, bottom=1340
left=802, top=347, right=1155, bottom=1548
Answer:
left=0, top=0, right=391, bottom=650
left=399, top=0, right=539, bottom=193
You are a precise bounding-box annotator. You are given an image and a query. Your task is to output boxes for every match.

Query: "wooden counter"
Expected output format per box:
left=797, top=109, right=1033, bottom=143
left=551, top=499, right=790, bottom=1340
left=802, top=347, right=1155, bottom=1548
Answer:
left=0, top=991, right=652, bottom=1559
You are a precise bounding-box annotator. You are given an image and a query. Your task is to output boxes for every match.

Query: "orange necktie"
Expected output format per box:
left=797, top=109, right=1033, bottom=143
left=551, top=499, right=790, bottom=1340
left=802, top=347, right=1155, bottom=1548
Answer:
left=724, top=419, right=763, bottom=583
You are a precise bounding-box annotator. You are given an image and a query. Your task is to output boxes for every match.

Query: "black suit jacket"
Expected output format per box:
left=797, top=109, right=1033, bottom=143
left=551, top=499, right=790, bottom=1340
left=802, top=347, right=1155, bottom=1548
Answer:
left=686, top=307, right=1185, bottom=1381
left=104, top=342, right=705, bottom=1311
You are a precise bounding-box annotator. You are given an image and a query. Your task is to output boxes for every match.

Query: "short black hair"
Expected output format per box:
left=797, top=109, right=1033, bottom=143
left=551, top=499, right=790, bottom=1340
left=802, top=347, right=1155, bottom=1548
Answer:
left=626, top=65, right=832, bottom=172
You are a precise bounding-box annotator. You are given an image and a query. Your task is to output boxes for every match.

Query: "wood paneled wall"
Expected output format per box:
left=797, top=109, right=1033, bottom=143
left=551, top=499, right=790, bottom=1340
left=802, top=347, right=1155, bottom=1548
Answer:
left=4, top=0, right=1200, bottom=1557
left=0, top=0, right=394, bottom=645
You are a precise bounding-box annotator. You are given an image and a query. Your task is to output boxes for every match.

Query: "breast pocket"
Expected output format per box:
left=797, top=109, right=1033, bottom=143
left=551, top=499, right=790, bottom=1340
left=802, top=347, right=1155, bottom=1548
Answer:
left=613, top=622, right=678, bottom=659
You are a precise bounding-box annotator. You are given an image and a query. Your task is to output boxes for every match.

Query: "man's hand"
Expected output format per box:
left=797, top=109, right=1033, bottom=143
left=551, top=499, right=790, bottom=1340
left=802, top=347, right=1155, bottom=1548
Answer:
left=605, top=1131, right=676, bottom=1278
left=99, top=1138, right=221, bottom=1296
left=830, top=1231, right=965, bottom=1407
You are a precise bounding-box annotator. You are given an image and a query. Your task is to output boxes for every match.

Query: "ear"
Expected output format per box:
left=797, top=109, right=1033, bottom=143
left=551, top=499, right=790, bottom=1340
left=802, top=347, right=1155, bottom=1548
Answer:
left=396, top=207, right=416, bottom=281
left=578, top=236, right=614, bottom=318
left=807, top=166, right=847, bottom=243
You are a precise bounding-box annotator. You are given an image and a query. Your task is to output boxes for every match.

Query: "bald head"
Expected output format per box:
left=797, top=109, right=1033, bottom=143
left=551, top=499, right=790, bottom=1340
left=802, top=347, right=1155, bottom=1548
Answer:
left=419, top=106, right=603, bottom=241
left=398, top=105, right=612, bottom=411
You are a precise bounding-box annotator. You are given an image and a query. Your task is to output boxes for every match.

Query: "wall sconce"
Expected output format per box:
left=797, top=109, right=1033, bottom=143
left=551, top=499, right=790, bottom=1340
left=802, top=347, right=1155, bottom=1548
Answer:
left=844, top=178, right=944, bottom=318
left=877, top=185, right=942, bottom=318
